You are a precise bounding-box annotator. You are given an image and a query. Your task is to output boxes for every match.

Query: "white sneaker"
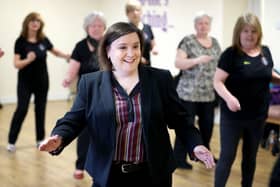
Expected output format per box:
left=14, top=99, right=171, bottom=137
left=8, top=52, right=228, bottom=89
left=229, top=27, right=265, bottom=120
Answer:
left=7, top=144, right=16, bottom=152
left=36, top=140, right=44, bottom=148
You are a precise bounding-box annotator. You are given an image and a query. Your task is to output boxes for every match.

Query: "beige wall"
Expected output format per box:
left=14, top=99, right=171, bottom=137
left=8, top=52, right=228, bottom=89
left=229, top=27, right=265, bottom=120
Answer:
left=222, top=0, right=248, bottom=48
left=0, top=0, right=251, bottom=103
left=0, top=0, right=100, bottom=103
left=262, top=0, right=280, bottom=71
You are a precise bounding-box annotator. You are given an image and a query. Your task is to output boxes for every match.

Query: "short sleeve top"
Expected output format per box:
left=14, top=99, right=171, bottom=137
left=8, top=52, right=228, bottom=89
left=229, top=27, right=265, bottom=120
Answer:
left=218, top=46, right=273, bottom=120
left=176, top=34, right=221, bottom=102
left=14, top=36, right=53, bottom=81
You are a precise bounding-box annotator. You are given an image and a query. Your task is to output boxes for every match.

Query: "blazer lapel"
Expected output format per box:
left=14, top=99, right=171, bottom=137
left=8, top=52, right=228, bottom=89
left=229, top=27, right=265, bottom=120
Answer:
left=98, top=71, right=116, bottom=138
left=139, top=66, right=152, bottom=129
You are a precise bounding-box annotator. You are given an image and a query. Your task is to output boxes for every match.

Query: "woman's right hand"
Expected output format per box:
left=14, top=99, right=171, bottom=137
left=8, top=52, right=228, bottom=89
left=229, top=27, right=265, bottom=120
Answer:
left=38, top=135, right=62, bottom=152
left=196, top=55, right=213, bottom=64
left=27, top=51, right=36, bottom=62
left=226, top=95, right=241, bottom=112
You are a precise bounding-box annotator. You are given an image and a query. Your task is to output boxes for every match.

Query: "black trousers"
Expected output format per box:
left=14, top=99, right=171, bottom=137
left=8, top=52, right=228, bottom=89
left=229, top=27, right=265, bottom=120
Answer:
left=8, top=80, right=48, bottom=144
left=173, top=100, right=215, bottom=162
left=76, top=127, right=90, bottom=170
left=103, top=163, right=172, bottom=187
left=270, top=156, right=280, bottom=187
left=214, top=118, right=265, bottom=187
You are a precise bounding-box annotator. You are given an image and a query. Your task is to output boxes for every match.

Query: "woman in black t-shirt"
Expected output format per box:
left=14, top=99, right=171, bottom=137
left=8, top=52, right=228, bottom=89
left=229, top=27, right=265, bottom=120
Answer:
left=62, top=12, right=106, bottom=180
left=7, top=12, right=70, bottom=153
left=213, top=13, right=280, bottom=187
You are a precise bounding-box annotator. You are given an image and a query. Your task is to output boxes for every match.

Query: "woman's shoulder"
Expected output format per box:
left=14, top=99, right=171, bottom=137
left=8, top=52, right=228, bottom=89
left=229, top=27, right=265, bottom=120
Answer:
left=81, top=70, right=104, bottom=80
left=140, top=65, right=171, bottom=80
left=222, top=46, right=235, bottom=54
left=181, top=34, right=194, bottom=41
left=211, top=36, right=221, bottom=45
left=75, top=38, right=87, bottom=47
left=261, top=45, right=270, bottom=53
left=15, top=36, right=25, bottom=43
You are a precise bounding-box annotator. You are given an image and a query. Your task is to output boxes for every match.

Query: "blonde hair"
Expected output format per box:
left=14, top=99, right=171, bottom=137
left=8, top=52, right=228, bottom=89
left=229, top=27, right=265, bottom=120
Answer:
left=232, top=12, right=263, bottom=51
left=125, top=0, right=142, bottom=14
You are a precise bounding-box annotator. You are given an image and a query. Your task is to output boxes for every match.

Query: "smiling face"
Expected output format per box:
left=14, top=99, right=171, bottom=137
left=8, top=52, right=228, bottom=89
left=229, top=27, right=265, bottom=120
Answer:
left=240, top=24, right=259, bottom=50
left=107, top=32, right=141, bottom=75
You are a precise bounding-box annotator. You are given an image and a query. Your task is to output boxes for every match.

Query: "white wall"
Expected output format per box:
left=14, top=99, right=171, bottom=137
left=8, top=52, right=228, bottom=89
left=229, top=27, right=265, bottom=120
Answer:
left=222, top=0, right=248, bottom=48
left=0, top=0, right=251, bottom=103
left=0, top=0, right=100, bottom=103
left=99, top=0, right=223, bottom=75
left=262, top=0, right=280, bottom=71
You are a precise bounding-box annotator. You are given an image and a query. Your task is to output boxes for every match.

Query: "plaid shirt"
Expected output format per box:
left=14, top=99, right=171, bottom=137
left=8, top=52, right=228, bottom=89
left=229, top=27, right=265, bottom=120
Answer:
left=112, top=78, right=144, bottom=163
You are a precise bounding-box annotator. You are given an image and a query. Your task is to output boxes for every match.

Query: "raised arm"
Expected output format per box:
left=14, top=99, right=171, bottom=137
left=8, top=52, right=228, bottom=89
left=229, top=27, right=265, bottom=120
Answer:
left=14, top=52, right=36, bottom=69
left=175, top=48, right=213, bottom=70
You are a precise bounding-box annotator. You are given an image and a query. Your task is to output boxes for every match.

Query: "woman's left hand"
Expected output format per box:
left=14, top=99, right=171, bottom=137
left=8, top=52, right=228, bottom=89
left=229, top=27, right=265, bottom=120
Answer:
left=193, top=145, right=215, bottom=169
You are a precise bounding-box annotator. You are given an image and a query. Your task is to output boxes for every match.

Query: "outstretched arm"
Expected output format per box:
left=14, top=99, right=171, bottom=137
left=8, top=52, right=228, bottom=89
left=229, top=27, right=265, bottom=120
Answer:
left=50, top=48, right=70, bottom=62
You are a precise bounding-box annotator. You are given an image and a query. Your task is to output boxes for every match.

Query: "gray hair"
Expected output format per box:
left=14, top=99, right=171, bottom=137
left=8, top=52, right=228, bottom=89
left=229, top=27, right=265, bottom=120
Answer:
left=193, top=11, right=212, bottom=24
left=83, top=11, right=106, bottom=32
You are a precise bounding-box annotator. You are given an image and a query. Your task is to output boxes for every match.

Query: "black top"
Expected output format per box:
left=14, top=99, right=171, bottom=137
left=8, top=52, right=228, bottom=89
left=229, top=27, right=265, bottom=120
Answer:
left=129, top=23, right=154, bottom=66
left=14, top=36, right=53, bottom=83
left=218, top=46, right=273, bottom=120
left=71, top=38, right=99, bottom=79
left=142, top=24, right=154, bottom=66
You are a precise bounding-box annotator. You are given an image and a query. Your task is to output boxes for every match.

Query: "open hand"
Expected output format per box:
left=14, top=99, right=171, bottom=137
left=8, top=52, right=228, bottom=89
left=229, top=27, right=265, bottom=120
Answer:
left=193, top=145, right=215, bottom=169
left=38, top=135, right=62, bottom=152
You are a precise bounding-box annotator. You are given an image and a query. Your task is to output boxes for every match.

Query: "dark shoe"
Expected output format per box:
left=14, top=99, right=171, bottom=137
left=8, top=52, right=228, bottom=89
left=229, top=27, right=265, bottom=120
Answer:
left=177, top=161, right=193, bottom=170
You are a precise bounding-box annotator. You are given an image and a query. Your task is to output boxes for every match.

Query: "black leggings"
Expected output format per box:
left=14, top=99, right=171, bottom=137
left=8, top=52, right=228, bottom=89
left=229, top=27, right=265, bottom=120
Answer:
left=214, top=118, right=265, bottom=187
left=8, top=80, right=48, bottom=144
left=270, top=156, right=280, bottom=187
left=173, top=101, right=215, bottom=162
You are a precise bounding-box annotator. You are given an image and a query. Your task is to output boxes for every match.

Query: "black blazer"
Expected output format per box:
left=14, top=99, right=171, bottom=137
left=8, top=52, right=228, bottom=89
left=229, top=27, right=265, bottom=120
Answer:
left=52, top=65, right=202, bottom=187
